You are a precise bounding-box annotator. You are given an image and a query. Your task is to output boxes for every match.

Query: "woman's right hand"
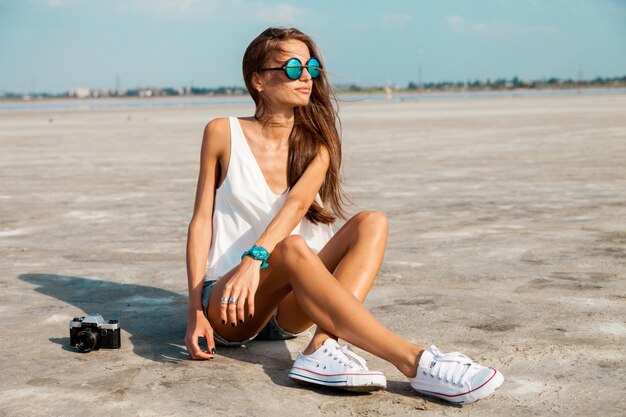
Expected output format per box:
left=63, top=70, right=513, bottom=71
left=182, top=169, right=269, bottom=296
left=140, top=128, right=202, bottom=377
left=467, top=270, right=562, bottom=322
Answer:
left=184, top=310, right=216, bottom=360
left=219, top=256, right=262, bottom=326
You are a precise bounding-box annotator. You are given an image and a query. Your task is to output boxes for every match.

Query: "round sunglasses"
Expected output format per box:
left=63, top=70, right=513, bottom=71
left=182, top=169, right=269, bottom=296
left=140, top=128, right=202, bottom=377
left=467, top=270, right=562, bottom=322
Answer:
left=260, top=57, right=322, bottom=80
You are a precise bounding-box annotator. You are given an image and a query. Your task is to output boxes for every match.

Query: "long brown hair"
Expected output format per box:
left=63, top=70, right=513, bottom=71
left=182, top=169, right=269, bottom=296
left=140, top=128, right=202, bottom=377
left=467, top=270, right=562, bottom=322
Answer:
left=242, top=27, right=350, bottom=225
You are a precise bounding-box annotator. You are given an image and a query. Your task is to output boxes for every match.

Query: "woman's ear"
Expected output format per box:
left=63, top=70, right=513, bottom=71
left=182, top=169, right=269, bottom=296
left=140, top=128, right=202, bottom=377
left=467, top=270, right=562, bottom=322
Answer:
left=251, top=72, right=264, bottom=93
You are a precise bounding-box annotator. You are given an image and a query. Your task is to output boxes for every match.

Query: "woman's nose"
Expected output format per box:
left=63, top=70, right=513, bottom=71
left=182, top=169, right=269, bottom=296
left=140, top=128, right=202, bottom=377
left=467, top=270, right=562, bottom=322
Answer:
left=299, top=67, right=313, bottom=81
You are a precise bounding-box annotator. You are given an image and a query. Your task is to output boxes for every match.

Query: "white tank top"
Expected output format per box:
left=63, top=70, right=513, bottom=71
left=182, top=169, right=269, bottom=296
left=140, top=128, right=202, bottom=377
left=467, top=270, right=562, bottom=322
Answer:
left=204, top=117, right=335, bottom=281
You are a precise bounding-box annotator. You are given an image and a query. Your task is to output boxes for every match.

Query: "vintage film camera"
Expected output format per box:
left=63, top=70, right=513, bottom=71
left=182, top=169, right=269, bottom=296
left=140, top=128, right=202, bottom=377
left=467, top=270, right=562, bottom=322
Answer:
left=69, top=314, right=121, bottom=353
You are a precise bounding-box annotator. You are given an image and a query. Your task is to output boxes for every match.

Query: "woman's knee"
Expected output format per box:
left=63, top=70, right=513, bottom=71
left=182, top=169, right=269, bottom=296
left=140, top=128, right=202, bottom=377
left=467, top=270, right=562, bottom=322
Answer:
left=271, top=234, right=313, bottom=265
left=354, top=210, right=388, bottom=237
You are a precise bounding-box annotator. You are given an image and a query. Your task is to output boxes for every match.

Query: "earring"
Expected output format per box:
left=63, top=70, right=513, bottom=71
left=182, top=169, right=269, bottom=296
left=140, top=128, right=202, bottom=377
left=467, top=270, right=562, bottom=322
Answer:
left=257, top=88, right=263, bottom=93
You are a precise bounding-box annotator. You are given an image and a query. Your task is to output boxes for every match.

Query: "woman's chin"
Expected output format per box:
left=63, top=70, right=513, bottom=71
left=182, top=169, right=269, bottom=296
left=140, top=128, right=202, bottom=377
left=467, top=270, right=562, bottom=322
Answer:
left=274, top=97, right=310, bottom=109
left=293, top=97, right=311, bottom=107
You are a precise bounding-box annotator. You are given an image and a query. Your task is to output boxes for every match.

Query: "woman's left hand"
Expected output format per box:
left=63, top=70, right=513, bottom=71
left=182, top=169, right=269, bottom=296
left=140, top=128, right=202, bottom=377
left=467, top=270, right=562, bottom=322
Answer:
left=219, top=256, right=262, bottom=326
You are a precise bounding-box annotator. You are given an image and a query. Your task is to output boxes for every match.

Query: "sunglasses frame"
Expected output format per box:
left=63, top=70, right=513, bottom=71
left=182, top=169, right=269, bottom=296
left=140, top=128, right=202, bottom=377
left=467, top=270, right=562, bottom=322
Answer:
left=260, top=57, right=322, bottom=80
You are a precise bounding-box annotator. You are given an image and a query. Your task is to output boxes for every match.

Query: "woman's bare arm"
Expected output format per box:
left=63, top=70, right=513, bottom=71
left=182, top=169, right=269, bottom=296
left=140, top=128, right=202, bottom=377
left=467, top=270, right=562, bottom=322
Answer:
left=254, top=144, right=331, bottom=253
left=184, top=118, right=228, bottom=358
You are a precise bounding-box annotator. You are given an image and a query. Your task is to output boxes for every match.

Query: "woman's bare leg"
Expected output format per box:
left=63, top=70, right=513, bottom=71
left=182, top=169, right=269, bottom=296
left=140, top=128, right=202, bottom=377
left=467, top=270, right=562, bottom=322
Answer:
left=208, top=232, right=425, bottom=378
left=274, top=211, right=390, bottom=354
left=205, top=210, right=385, bottom=338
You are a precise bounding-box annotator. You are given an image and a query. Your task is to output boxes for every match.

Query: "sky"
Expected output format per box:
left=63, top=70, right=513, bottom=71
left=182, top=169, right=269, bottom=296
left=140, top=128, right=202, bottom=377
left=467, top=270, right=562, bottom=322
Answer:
left=1, top=0, right=625, bottom=94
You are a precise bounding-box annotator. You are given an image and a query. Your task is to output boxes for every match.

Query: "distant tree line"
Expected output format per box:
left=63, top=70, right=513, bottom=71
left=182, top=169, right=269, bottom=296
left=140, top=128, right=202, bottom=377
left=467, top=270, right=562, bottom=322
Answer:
left=2, top=75, right=625, bottom=99
left=403, top=75, right=626, bottom=91
left=0, top=85, right=247, bottom=99
left=333, top=75, right=626, bottom=93
left=122, top=86, right=246, bottom=96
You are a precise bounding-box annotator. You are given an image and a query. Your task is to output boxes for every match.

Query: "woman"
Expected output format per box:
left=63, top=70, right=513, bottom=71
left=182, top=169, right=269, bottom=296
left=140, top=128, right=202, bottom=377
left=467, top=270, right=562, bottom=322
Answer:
left=184, top=27, right=504, bottom=404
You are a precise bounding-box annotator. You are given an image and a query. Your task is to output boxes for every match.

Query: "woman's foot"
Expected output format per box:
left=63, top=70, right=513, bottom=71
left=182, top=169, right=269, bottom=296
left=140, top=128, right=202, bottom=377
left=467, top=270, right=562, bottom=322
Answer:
left=408, top=345, right=504, bottom=404
left=289, top=338, right=387, bottom=392
left=301, top=333, right=333, bottom=355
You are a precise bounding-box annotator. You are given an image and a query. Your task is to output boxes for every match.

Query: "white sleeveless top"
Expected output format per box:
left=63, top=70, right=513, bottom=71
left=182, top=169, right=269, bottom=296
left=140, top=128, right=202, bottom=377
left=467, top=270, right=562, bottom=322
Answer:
left=204, top=117, right=335, bottom=281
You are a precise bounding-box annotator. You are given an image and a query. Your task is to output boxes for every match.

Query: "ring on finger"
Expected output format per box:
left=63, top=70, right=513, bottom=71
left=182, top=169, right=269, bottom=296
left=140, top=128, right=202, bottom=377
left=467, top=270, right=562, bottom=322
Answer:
left=220, top=296, right=228, bottom=304
left=228, top=297, right=237, bottom=304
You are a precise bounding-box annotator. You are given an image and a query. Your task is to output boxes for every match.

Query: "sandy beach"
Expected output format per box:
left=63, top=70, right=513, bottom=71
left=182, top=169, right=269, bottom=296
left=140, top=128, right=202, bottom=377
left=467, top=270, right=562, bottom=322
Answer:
left=1, top=93, right=625, bottom=417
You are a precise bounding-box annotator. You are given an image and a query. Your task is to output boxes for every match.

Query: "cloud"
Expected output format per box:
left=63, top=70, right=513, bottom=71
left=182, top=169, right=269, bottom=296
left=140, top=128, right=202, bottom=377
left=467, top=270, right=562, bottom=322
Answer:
left=444, top=15, right=483, bottom=31
left=112, top=0, right=311, bottom=25
left=245, top=3, right=309, bottom=24
left=118, top=1, right=308, bottom=23
left=119, top=0, right=218, bottom=20
left=46, top=0, right=81, bottom=6
left=443, top=15, right=557, bottom=35
left=380, top=12, right=412, bottom=28
left=607, top=2, right=626, bottom=16
left=153, top=0, right=203, bottom=14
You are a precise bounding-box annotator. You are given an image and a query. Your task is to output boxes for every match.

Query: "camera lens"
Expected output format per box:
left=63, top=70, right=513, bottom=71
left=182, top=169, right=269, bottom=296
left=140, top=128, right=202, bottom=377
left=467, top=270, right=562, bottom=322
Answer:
left=76, top=329, right=99, bottom=353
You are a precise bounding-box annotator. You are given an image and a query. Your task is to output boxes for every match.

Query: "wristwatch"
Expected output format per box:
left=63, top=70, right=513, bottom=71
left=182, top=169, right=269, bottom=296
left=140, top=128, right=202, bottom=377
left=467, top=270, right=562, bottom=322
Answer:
left=241, top=245, right=270, bottom=269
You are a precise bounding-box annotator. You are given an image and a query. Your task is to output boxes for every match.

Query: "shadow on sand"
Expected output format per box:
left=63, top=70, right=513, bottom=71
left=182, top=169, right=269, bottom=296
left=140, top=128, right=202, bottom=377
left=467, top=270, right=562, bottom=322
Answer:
left=20, top=273, right=195, bottom=363
left=19, top=273, right=434, bottom=401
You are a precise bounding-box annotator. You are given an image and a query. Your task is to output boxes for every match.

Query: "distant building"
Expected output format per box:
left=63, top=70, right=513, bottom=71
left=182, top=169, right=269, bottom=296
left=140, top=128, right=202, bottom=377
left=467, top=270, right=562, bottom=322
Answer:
left=69, top=87, right=91, bottom=98
left=138, top=88, right=167, bottom=97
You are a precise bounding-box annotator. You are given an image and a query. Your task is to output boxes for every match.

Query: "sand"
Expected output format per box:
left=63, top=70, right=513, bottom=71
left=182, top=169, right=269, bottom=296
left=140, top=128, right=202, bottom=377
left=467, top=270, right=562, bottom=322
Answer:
left=0, top=93, right=625, bottom=417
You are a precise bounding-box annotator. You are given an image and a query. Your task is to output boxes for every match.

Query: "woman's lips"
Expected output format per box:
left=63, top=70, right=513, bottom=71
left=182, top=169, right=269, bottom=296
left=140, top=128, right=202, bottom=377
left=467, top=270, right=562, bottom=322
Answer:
left=295, top=87, right=311, bottom=93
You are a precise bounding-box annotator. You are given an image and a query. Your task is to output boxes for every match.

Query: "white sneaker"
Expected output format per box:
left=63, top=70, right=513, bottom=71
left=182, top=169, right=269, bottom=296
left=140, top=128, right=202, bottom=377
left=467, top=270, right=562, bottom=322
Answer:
left=409, top=345, right=504, bottom=404
left=288, top=338, right=387, bottom=392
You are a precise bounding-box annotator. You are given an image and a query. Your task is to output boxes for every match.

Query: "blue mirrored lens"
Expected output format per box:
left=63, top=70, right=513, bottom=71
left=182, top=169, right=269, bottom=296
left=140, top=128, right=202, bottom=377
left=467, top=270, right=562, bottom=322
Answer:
left=284, top=58, right=303, bottom=80
left=307, top=58, right=321, bottom=78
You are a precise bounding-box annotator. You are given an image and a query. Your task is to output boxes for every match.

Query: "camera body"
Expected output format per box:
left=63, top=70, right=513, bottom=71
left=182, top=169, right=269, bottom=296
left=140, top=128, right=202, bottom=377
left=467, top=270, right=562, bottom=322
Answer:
left=69, top=314, right=121, bottom=353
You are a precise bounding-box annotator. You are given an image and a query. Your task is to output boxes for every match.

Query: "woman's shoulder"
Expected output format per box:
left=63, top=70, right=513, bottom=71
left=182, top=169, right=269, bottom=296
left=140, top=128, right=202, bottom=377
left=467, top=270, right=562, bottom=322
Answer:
left=204, top=117, right=230, bottom=136
left=202, top=115, right=257, bottom=142
left=199, top=118, right=232, bottom=162
left=202, top=118, right=232, bottom=145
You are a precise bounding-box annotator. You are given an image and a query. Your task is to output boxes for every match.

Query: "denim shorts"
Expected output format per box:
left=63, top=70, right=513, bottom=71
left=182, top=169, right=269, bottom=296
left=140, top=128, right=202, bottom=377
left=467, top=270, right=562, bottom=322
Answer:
left=202, top=279, right=304, bottom=347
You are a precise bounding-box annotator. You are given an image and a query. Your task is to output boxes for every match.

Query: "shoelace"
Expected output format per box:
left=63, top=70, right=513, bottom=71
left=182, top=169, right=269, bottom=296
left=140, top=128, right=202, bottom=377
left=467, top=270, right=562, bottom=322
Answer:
left=428, top=349, right=478, bottom=388
left=339, top=344, right=369, bottom=371
left=322, top=343, right=363, bottom=369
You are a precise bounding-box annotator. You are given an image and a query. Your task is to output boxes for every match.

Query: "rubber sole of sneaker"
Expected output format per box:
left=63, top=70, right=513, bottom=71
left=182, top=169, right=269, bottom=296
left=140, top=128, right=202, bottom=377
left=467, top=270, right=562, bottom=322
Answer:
left=288, top=369, right=387, bottom=392
left=414, top=368, right=504, bottom=404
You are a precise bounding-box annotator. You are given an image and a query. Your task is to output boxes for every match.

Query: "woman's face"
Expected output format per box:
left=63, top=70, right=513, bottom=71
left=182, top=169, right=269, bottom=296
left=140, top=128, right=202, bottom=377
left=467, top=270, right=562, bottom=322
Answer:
left=255, top=39, right=315, bottom=110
